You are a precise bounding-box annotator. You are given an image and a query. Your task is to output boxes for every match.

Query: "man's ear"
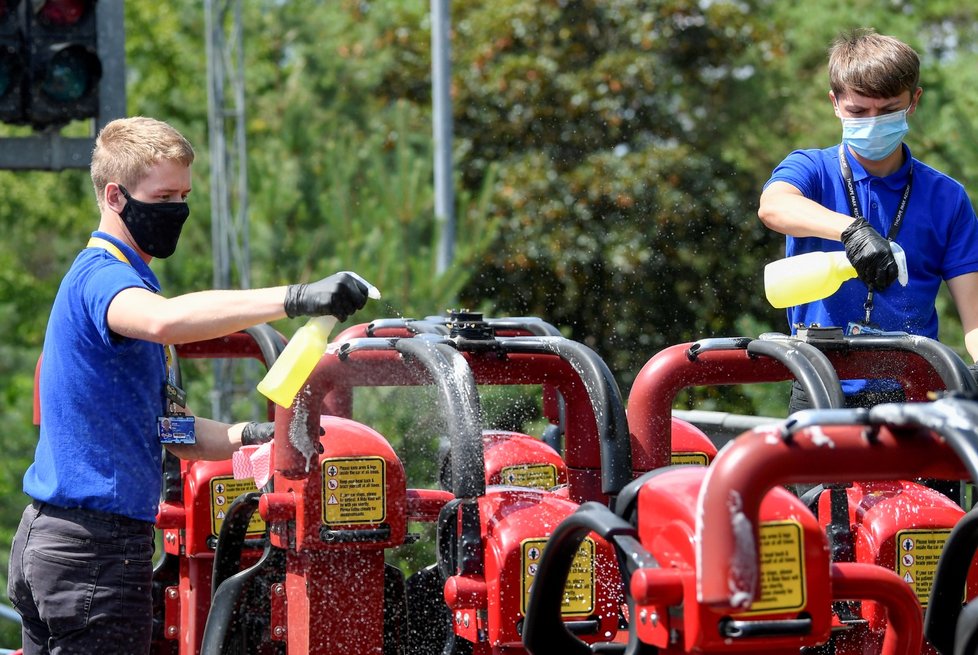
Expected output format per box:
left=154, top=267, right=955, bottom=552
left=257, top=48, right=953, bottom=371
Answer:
left=104, top=183, right=126, bottom=213
left=829, top=90, right=842, bottom=118
left=908, top=87, right=923, bottom=116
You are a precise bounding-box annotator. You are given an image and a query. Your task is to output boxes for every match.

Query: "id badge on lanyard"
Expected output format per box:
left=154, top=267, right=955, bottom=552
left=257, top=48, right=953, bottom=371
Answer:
left=158, top=344, right=196, bottom=444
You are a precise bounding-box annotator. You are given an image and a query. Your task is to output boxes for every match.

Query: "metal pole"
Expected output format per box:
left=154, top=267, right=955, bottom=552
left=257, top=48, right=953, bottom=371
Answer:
left=430, top=0, right=455, bottom=274
left=205, top=0, right=251, bottom=421
left=95, top=0, right=126, bottom=132
left=231, top=0, right=250, bottom=290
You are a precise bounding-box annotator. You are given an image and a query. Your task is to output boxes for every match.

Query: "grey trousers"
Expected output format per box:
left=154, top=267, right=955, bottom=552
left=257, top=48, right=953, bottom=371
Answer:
left=7, top=501, right=155, bottom=655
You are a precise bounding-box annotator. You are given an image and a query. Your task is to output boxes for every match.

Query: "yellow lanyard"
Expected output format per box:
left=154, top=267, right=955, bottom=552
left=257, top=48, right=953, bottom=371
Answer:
left=86, top=236, right=176, bottom=380
left=86, top=236, right=131, bottom=266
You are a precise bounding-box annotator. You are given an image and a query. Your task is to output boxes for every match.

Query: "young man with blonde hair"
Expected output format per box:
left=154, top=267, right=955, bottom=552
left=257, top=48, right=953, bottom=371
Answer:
left=7, top=116, right=373, bottom=653
left=758, top=29, right=978, bottom=409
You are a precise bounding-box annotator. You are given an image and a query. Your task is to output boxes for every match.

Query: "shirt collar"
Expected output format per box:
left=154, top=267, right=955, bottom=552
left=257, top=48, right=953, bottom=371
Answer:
left=90, top=230, right=161, bottom=293
left=841, top=143, right=913, bottom=189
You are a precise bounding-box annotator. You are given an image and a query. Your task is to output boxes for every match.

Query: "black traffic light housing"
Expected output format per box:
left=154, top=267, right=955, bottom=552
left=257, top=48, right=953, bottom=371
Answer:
left=26, top=0, right=102, bottom=129
left=0, top=0, right=25, bottom=123
left=0, top=0, right=124, bottom=170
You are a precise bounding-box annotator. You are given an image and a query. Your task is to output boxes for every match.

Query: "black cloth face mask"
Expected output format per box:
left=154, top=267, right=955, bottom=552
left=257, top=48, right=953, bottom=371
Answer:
left=118, top=186, right=190, bottom=259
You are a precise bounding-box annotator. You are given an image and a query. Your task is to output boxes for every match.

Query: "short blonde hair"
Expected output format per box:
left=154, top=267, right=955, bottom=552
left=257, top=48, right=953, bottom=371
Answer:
left=90, top=116, right=195, bottom=210
left=828, top=29, right=920, bottom=99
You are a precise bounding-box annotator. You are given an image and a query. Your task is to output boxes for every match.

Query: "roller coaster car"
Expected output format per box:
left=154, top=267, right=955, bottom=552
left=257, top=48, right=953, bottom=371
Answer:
left=198, top=313, right=632, bottom=654
left=524, top=406, right=978, bottom=654
left=526, top=332, right=978, bottom=655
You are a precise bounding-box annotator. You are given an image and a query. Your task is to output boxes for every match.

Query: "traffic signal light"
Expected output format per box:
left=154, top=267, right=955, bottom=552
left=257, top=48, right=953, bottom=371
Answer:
left=26, top=0, right=102, bottom=129
left=0, top=0, right=123, bottom=170
left=0, top=0, right=25, bottom=123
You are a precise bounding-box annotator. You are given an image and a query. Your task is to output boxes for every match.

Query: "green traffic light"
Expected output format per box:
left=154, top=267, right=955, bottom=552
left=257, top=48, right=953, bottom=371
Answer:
left=39, top=45, right=96, bottom=102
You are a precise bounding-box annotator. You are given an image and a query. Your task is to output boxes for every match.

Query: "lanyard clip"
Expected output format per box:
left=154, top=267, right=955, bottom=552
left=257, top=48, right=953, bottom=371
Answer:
left=863, top=290, right=874, bottom=324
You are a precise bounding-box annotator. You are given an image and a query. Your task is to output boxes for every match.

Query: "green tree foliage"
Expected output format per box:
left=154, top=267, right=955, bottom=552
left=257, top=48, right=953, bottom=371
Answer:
left=352, top=0, right=786, bottom=390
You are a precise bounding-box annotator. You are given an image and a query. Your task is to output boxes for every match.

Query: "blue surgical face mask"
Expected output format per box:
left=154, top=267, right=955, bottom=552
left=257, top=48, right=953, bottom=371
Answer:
left=840, top=108, right=910, bottom=161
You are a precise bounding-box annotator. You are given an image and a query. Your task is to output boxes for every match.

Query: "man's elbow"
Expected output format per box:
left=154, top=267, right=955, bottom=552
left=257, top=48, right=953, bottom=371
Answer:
left=757, top=199, right=780, bottom=231
left=140, top=315, right=189, bottom=344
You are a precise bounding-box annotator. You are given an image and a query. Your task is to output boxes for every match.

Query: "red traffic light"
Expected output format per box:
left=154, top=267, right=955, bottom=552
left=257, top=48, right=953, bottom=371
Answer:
left=36, top=0, right=89, bottom=27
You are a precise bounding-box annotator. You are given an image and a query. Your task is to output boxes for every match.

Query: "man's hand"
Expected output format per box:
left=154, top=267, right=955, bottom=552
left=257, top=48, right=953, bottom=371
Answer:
left=284, top=272, right=370, bottom=321
left=841, top=218, right=899, bottom=290
left=240, top=421, right=275, bottom=446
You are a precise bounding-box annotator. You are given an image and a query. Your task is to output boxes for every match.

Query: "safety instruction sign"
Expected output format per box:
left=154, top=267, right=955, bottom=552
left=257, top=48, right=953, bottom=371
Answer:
left=741, top=520, right=806, bottom=615
left=521, top=537, right=595, bottom=617
left=321, top=456, right=387, bottom=526
left=499, top=463, right=558, bottom=489
left=895, top=528, right=950, bottom=607
left=671, top=452, right=710, bottom=466
left=210, top=476, right=265, bottom=537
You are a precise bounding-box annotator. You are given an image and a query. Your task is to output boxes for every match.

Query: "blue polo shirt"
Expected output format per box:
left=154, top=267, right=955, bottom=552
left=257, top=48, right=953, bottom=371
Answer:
left=25, top=231, right=168, bottom=522
left=765, top=144, right=978, bottom=392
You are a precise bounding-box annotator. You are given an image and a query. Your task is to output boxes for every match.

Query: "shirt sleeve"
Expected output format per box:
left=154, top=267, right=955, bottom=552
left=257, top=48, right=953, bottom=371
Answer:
left=81, top=254, right=152, bottom=349
left=943, top=187, right=978, bottom=280
left=763, top=149, right=823, bottom=202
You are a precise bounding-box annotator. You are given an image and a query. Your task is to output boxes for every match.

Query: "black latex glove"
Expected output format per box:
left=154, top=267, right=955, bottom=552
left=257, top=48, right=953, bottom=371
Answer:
left=840, top=218, right=898, bottom=290
left=284, top=272, right=369, bottom=321
left=241, top=421, right=275, bottom=446
left=240, top=422, right=324, bottom=446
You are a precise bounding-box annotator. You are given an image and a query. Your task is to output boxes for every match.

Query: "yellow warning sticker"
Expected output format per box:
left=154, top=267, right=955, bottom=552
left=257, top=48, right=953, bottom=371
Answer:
left=210, top=476, right=265, bottom=537
left=521, top=537, right=595, bottom=617
left=499, top=463, right=558, bottom=489
left=321, top=457, right=386, bottom=526
left=671, top=452, right=710, bottom=466
left=895, top=528, right=951, bottom=607
left=740, top=520, right=806, bottom=615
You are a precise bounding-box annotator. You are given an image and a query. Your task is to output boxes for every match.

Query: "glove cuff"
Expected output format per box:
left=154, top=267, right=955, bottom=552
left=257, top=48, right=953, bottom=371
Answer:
left=840, top=217, right=869, bottom=244
left=241, top=421, right=274, bottom=446
left=284, top=284, right=303, bottom=319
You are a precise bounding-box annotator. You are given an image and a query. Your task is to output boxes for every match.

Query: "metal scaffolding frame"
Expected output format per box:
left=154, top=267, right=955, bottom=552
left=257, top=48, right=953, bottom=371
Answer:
left=430, top=0, right=456, bottom=275
left=205, top=0, right=251, bottom=421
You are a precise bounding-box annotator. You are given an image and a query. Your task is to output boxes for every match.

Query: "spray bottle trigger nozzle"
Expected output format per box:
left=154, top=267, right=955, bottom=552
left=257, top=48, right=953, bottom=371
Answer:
left=341, top=271, right=382, bottom=300
left=890, top=242, right=908, bottom=287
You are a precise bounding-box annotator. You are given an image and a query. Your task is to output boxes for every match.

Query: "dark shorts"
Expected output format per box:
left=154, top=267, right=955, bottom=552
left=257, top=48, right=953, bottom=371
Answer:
left=6, top=501, right=155, bottom=655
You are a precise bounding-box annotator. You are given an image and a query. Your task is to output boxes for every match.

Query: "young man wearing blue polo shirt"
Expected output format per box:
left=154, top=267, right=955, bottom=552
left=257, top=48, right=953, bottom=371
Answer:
left=758, top=29, right=978, bottom=409
left=6, top=117, right=374, bottom=654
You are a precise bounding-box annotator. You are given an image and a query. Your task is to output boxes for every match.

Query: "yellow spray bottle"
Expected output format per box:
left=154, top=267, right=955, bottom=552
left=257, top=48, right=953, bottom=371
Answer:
left=257, top=274, right=381, bottom=407
left=764, top=243, right=907, bottom=309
